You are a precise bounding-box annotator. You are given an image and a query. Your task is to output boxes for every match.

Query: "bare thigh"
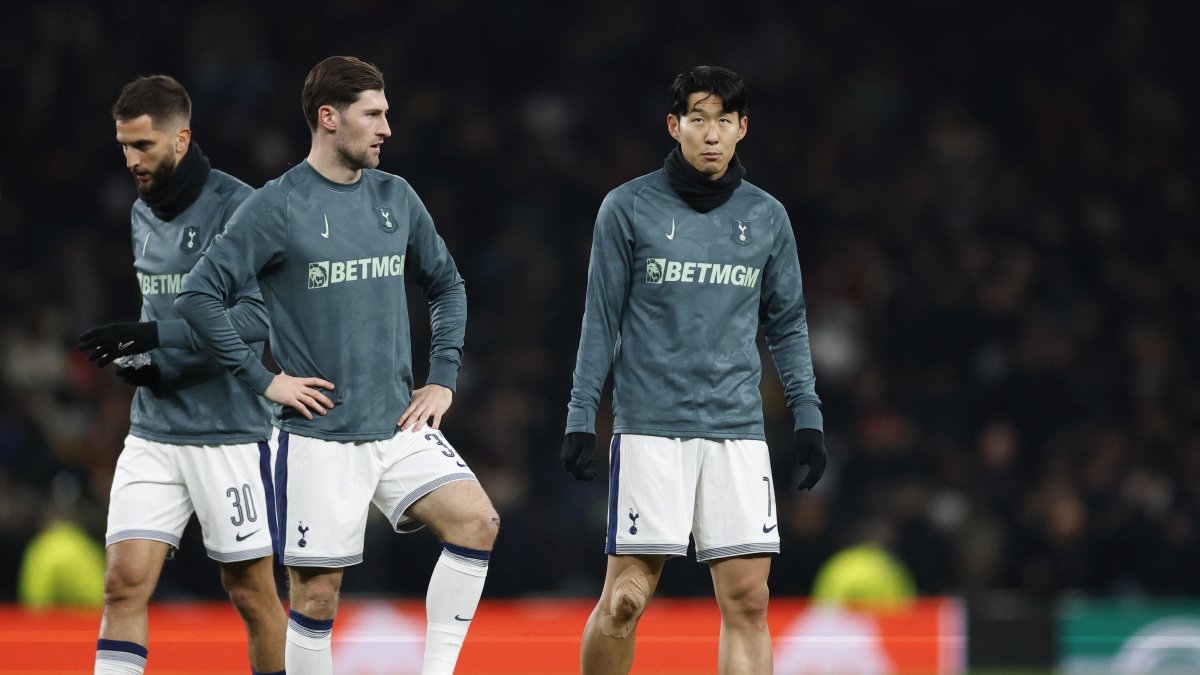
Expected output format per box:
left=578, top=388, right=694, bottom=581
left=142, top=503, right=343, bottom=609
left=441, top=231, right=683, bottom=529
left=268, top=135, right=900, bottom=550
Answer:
left=405, top=480, right=499, bottom=546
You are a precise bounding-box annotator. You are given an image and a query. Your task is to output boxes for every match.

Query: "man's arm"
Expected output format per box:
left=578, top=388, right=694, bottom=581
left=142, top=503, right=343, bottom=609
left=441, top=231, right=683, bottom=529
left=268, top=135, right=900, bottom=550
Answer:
left=162, top=184, right=270, bottom=350
left=175, top=200, right=277, bottom=393
left=561, top=194, right=632, bottom=480
left=77, top=306, right=267, bottom=365
left=158, top=278, right=269, bottom=350
left=175, top=199, right=333, bottom=419
left=397, top=193, right=465, bottom=431
left=760, top=209, right=822, bottom=432
left=565, top=193, right=633, bottom=436
left=761, top=208, right=827, bottom=490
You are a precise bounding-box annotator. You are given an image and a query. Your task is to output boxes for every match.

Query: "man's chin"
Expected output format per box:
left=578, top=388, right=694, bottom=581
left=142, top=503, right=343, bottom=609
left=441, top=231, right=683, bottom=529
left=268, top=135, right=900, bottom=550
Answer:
left=689, top=159, right=724, bottom=176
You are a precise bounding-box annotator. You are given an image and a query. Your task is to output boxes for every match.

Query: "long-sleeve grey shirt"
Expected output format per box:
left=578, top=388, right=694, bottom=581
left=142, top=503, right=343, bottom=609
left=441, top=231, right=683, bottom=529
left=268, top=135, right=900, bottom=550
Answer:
left=176, top=161, right=465, bottom=442
left=566, top=168, right=822, bottom=440
left=130, top=168, right=272, bottom=444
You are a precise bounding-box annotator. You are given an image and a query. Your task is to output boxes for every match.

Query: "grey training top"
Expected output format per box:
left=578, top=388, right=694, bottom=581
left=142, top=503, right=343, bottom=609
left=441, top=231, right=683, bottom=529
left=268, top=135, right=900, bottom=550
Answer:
left=177, top=161, right=466, bottom=442
left=130, top=168, right=272, bottom=444
left=566, top=168, right=822, bottom=440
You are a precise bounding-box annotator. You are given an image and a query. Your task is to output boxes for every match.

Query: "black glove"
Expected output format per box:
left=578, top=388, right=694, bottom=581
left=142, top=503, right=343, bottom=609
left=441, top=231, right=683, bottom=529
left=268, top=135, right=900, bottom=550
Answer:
left=78, top=322, right=159, bottom=366
left=115, top=363, right=162, bottom=390
left=561, top=432, right=598, bottom=481
left=796, top=429, right=828, bottom=491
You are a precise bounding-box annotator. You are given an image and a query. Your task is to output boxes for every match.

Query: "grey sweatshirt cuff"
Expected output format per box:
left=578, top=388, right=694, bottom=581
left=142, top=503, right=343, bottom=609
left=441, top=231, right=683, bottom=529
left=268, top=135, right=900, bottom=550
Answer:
left=426, top=358, right=460, bottom=393
left=792, top=402, right=824, bottom=433
left=155, top=319, right=195, bottom=350
left=240, top=355, right=276, bottom=395
left=565, top=403, right=597, bottom=435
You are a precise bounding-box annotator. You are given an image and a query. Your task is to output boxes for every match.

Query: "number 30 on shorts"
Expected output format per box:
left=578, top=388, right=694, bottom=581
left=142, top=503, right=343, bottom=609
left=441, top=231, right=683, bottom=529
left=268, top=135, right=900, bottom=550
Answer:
left=226, top=484, right=258, bottom=526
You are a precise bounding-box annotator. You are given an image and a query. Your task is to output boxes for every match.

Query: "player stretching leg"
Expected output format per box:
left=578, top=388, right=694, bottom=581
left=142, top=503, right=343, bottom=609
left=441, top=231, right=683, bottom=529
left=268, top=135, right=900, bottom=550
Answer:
left=177, top=56, right=498, bottom=674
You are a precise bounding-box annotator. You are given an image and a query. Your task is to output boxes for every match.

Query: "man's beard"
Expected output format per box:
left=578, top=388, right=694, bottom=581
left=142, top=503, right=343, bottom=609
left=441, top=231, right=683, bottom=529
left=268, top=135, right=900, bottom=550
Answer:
left=335, top=137, right=378, bottom=172
left=134, top=152, right=178, bottom=199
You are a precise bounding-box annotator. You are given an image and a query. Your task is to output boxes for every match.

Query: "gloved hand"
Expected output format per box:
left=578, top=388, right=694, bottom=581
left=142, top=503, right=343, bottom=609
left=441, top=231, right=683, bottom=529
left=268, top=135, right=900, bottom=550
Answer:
left=796, top=429, right=828, bottom=491
left=561, top=432, right=598, bottom=481
left=115, top=363, right=162, bottom=390
left=78, top=321, right=159, bottom=366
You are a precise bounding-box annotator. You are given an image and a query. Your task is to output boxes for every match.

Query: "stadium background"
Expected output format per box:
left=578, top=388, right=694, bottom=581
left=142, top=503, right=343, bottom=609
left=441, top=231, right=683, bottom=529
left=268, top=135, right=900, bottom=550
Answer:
left=1, top=1, right=1197, bottom=672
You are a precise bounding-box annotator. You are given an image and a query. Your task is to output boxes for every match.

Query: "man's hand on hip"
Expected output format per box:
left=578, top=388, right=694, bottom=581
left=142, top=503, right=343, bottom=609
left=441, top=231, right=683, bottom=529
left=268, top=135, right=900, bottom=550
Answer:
left=264, top=374, right=335, bottom=420
left=398, top=384, right=453, bottom=431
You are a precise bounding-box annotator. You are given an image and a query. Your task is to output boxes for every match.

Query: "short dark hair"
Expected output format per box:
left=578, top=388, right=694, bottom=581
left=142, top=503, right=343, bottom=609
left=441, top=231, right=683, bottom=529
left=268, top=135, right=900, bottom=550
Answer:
left=111, top=75, right=192, bottom=127
left=302, top=56, right=386, bottom=132
left=669, top=66, right=748, bottom=118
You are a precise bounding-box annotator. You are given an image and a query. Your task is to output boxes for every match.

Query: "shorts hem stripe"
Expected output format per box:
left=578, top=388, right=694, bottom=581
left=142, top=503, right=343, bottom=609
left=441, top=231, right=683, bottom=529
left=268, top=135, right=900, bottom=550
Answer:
left=106, top=530, right=181, bottom=548
left=208, top=546, right=274, bottom=563
left=389, top=473, right=476, bottom=527
left=695, top=543, right=779, bottom=562
left=282, top=553, right=363, bottom=568
left=611, top=543, right=689, bottom=556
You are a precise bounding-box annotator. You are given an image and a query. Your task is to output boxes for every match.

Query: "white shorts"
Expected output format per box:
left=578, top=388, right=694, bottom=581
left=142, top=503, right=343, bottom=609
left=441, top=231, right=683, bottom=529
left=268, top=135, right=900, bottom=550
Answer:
left=274, top=427, right=477, bottom=568
left=606, top=434, right=780, bottom=562
left=106, top=433, right=278, bottom=563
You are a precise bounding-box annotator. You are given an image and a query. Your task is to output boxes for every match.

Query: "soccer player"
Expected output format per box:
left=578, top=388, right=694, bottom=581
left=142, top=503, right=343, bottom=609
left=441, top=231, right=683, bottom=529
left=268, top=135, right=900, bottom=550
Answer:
left=175, top=56, right=499, bottom=675
left=81, top=75, right=286, bottom=675
left=561, top=65, right=828, bottom=674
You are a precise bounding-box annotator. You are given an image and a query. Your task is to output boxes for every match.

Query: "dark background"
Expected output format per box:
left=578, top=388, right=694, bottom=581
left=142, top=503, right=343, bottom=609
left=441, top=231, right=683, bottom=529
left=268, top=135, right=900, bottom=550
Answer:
left=1, top=1, right=1197, bottom=607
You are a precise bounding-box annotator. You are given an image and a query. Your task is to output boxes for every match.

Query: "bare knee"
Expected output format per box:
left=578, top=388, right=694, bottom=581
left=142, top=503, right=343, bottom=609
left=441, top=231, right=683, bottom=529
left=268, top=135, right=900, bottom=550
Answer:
left=103, top=561, right=154, bottom=609
left=289, top=569, right=342, bottom=621
left=599, top=567, right=651, bottom=639
left=719, top=580, right=770, bottom=629
left=221, top=563, right=281, bottom=621
left=447, top=509, right=500, bottom=552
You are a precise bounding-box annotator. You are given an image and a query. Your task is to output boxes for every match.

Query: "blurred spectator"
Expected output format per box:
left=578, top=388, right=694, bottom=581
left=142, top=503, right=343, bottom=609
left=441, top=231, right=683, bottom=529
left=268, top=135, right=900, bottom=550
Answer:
left=17, top=474, right=105, bottom=609
left=811, top=519, right=916, bottom=610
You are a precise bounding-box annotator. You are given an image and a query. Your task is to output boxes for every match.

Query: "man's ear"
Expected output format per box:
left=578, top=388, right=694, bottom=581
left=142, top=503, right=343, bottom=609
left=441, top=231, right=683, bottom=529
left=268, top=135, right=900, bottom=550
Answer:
left=175, top=127, right=192, bottom=154
left=666, top=113, right=680, bottom=142
left=318, top=104, right=339, bottom=133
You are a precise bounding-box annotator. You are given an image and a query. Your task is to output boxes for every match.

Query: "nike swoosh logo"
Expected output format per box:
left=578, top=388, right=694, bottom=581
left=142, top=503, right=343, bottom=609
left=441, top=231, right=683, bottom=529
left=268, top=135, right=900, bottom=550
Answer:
left=321, top=214, right=330, bottom=239
left=142, top=233, right=151, bottom=256
left=666, top=218, right=675, bottom=240
left=457, top=462, right=467, bottom=467
left=454, top=614, right=472, bottom=622
left=117, top=340, right=135, bottom=351
left=762, top=523, right=778, bottom=534
left=235, top=529, right=261, bottom=542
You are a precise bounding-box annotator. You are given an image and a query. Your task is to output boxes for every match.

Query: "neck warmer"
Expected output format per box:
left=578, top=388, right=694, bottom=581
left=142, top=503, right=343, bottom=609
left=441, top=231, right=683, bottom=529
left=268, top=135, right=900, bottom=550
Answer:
left=663, top=146, right=746, bottom=213
left=141, top=142, right=212, bottom=221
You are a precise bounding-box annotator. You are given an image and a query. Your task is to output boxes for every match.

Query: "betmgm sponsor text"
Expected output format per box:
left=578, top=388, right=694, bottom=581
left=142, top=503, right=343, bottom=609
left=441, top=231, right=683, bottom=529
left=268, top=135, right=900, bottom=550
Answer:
left=645, top=258, right=761, bottom=288
left=308, top=254, right=406, bottom=289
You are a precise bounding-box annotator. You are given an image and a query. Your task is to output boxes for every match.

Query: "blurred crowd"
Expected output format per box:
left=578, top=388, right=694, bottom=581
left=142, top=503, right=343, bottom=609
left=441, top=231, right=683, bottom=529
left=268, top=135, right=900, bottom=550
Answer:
left=1, top=1, right=1196, bottom=604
